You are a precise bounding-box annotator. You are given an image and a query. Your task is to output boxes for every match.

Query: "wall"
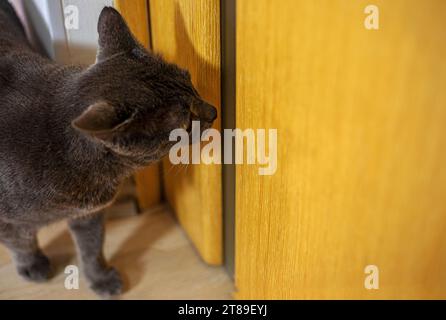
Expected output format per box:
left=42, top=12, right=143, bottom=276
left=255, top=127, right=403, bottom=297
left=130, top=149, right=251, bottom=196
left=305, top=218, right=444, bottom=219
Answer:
left=12, top=0, right=111, bottom=64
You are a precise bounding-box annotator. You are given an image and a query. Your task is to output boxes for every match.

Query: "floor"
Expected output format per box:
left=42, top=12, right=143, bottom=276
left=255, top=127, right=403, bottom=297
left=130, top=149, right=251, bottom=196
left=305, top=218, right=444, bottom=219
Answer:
left=0, top=206, right=233, bottom=299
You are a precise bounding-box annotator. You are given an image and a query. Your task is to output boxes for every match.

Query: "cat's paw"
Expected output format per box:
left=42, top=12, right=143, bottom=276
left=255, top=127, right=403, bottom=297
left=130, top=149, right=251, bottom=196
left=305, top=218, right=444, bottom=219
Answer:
left=89, top=267, right=123, bottom=298
left=17, top=253, right=52, bottom=282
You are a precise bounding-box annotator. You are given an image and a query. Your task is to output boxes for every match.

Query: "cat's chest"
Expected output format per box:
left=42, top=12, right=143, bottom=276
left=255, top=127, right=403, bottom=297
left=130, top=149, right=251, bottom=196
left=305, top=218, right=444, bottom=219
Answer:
left=69, top=182, right=119, bottom=209
left=48, top=180, right=121, bottom=220
left=71, top=196, right=117, bottom=218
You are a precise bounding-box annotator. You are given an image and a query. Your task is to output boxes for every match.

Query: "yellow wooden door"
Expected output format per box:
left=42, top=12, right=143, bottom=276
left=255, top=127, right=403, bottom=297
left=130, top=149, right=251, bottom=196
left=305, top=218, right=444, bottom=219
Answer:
left=115, top=0, right=161, bottom=211
left=235, top=0, right=446, bottom=299
left=149, top=0, right=222, bottom=265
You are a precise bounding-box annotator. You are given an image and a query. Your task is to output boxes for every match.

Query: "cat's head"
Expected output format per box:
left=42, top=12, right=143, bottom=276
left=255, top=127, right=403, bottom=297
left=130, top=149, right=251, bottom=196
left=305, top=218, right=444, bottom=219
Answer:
left=71, top=7, right=217, bottom=167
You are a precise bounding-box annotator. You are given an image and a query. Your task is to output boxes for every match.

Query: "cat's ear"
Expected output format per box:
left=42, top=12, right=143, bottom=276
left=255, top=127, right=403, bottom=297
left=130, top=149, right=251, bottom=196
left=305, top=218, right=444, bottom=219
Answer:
left=72, top=102, right=133, bottom=138
left=96, top=7, right=137, bottom=62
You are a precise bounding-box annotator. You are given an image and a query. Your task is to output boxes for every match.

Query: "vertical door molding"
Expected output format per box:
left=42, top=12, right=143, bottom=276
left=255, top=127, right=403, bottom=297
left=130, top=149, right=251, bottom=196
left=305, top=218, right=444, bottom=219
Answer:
left=115, top=0, right=162, bottom=211
left=149, top=0, right=223, bottom=265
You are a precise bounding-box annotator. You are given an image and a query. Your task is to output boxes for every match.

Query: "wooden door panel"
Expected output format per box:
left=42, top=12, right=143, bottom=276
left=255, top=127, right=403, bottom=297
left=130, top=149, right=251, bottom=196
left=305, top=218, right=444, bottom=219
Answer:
left=235, top=0, right=446, bottom=299
left=115, top=0, right=162, bottom=211
left=149, top=0, right=222, bottom=265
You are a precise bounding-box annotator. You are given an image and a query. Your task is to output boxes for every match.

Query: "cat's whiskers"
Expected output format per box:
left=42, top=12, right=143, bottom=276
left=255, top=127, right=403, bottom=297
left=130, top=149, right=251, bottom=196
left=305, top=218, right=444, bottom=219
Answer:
left=165, top=163, right=177, bottom=176
left=174, top=164, right=188, bottom=177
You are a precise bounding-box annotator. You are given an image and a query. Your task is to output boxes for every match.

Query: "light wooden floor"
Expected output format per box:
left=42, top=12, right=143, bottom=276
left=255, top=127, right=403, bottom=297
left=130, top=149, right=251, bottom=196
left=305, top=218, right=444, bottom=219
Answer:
left=0, top=207, right=233, bottom=299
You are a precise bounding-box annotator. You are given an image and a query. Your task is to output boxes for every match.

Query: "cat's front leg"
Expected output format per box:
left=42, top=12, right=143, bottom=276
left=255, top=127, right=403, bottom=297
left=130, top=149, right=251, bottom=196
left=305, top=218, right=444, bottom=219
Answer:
left=68, top=213, right=123, bottom=297
left=0, top=221, right=51, bottom=282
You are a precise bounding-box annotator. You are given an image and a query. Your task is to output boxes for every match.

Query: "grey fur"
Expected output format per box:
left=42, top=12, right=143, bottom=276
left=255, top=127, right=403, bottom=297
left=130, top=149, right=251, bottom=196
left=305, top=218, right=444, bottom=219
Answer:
left=0, top=3, right=216, bottom=297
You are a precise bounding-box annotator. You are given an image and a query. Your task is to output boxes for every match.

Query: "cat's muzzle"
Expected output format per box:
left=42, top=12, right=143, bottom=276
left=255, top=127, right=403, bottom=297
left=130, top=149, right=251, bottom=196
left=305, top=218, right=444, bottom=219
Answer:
left=190, top=101, right=217, bottom=131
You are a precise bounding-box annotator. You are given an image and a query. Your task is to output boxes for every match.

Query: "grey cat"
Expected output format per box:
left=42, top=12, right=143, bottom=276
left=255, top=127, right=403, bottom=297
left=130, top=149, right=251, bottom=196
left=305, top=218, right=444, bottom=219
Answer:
left=0, top=2, right=216, bottom=297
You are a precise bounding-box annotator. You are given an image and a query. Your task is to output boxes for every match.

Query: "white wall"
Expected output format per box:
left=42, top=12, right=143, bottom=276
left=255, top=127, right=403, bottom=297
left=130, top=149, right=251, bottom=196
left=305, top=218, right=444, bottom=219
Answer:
left=62, top=0, right=113, bottom=64
left=10, top=0, right=113, bottom=65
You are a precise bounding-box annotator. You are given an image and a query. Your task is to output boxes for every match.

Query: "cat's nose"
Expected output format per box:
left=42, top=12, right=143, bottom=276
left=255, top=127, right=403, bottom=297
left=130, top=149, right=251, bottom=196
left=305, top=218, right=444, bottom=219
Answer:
left=191, top=101, right=218, bottom=122
left=201, top=102, right=217, bottom=122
